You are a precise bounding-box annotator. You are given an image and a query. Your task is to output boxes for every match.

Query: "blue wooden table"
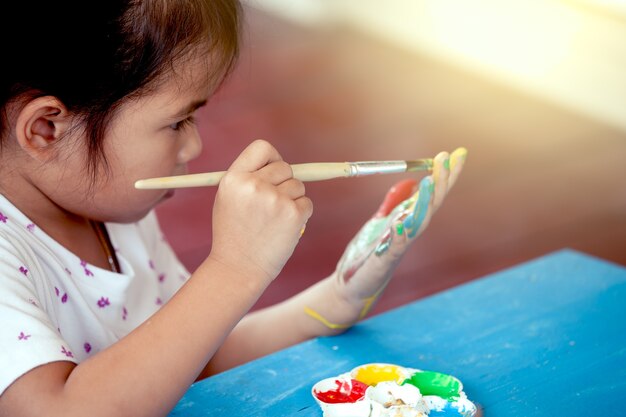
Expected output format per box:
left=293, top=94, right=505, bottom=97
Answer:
left=170, top=249, right=626, bottom=416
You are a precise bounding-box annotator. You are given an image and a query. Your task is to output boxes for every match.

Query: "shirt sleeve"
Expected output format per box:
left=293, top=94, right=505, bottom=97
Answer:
left=0, top=231, right=77, bottom=396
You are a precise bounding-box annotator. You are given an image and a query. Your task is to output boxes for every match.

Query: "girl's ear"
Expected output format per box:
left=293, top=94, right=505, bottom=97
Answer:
left=14, top=96, right=73, bottom=161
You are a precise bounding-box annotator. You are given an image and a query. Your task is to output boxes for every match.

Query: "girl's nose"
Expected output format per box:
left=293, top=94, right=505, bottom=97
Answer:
left=178, top=129, right=203, bottom=163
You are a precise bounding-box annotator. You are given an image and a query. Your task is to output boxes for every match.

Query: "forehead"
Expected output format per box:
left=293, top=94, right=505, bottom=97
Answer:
left=135, top=52, right=223, bottom=113
left=163, top=54, right=217, bottom=99
left=170, top=52, right=219, bottom=92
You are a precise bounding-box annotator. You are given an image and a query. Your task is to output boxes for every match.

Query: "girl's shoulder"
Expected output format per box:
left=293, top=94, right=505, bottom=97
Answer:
left=0, top=195, right=80, bottom=275
left=0, top=196, right=48, bottom=274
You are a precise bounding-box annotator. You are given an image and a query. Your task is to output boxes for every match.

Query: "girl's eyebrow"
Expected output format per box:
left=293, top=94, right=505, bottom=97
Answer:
left=171, top=99, right=208, bottom=119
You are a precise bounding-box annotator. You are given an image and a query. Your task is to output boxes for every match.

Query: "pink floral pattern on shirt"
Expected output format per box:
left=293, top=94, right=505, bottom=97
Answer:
left=54, top=287, right=68, bottom=303
left=61, top=346, right=73, bottom=358
left=80, top=260, right=94, bottom=277
left=97, top=297, right=110, bottom=308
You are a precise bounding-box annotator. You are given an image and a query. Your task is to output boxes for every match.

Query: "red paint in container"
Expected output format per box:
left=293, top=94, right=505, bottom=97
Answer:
left=313, top=379, right=369, bottom=404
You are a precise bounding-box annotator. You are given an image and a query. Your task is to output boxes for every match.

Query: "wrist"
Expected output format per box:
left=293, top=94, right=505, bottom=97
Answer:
left=331, top=272, right=388, bottom=321
left=331, top=272, right=364, bottom=312
left=299, top=278, right=362, bottom=336
left=326, top=274, right=369, bottom=322
left=200, top=253, right=271, bottom=297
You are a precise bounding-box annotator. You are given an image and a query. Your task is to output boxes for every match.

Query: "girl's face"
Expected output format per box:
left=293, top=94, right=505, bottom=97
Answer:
left=45, top=55, right=214, bottom=223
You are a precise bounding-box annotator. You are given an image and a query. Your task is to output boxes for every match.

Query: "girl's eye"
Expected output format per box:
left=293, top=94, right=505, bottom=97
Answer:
left=170, top=116, right=195, bottom=131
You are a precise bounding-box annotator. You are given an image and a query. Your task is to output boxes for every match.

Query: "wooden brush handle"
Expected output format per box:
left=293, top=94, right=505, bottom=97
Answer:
left=135, top=162, right=353, bottom=189
left=291, top=162, right=351, bottom=182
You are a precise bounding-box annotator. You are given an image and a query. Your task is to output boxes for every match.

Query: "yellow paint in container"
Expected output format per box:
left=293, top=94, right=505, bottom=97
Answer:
left=351, top=363, right=406, bottom=386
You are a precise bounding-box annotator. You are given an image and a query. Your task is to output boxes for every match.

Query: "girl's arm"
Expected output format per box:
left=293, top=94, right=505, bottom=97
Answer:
left=0, top=140, right=313, bottom=417
left=202, top=148, right=467, bottom=376
left=1, top=258, right=266, bottom=417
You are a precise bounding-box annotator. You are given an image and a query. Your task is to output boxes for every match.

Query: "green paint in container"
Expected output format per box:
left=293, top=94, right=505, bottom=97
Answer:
left=402, top=371, right=462, bottom=401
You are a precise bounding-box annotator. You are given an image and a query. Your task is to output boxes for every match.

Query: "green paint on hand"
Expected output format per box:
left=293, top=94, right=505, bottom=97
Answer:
left=396, top=223, right=404, bottom=236
left=402, top=371, right=462, bottom=400
left=443, top=158, right=450, bottom=170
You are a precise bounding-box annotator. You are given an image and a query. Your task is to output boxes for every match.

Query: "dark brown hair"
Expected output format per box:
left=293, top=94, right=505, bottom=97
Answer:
left=1, top=0, right=241, bottom=179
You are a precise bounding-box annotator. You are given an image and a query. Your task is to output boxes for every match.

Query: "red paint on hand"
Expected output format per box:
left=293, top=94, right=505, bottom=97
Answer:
left=374, top=179, right=417, bottom=218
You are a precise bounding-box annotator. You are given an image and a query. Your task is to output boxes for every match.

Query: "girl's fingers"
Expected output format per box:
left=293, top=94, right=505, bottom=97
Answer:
left=403, top=175, right=433, bottom=239
left=276, top=178, right=306, bottom=200
left=373, top=220, right=409, bottom=259
left=228, top=139, right=283, bottom=172
left=294, top=195, right=314, bottom=223
left=256, top=160, right=294, bottom=185
left=448, top=147, right=468, bottom=191
left=432, top=151, right=450, bottom=210
left=374, top=179, right=418, bottom=218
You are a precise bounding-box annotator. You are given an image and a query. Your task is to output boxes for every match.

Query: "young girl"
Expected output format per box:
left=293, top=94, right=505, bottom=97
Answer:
left=0, top=1, right=466, bottom=416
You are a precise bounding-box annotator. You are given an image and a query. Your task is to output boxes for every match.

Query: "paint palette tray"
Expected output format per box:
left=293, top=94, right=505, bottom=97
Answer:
left=311, top=363, right=477, bottom=417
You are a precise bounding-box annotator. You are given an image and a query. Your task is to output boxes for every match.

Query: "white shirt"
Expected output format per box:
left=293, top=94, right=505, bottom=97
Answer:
left=0, top=194, right=190, bottom=395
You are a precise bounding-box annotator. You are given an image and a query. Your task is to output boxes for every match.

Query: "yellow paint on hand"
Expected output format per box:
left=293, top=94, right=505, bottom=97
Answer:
left=304, top=307, right=354, bottom=330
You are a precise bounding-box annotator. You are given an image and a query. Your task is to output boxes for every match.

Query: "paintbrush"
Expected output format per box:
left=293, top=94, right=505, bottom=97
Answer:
left=134, top=159, right=434, bottom=190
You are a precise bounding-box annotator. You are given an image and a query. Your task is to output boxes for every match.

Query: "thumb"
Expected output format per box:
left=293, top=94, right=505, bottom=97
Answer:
left=374, top=179, right=417, bottom=218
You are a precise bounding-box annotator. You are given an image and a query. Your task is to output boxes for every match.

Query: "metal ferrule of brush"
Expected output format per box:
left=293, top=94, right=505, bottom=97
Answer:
left=349, top=161, right=408, bottom=176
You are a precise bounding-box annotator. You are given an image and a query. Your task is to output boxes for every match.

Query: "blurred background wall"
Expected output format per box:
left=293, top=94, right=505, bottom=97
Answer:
left=247, top=0, right=626, bottom=133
